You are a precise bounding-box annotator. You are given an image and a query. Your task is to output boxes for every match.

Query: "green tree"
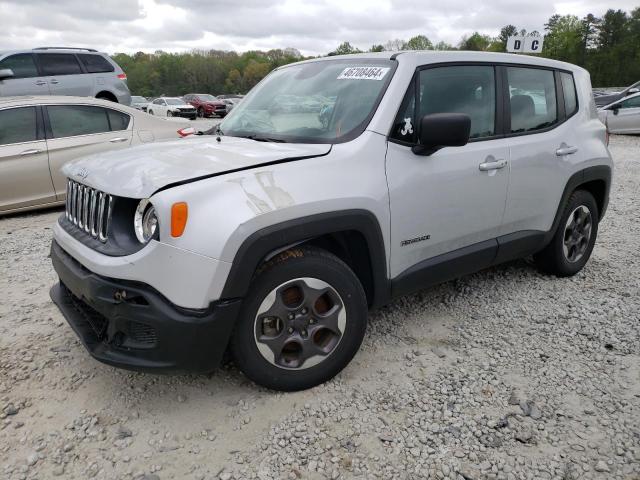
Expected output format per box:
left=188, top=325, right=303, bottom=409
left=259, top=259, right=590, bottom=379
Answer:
left=369, top=44, right=385, bottom=52
left=543, top=14, right=583, bottom=64
left=405, top=35, right=433, bottom=50
left=329, top=42, right=361, bottom=56
left=459, top=32, right=493, bottom=51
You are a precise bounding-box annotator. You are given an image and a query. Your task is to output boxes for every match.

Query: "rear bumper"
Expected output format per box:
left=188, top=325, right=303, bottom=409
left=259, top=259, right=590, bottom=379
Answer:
left=50, top=240, right=242, bottom=373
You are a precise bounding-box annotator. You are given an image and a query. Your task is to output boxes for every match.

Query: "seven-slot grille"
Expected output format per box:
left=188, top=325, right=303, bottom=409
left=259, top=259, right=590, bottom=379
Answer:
left=65, top=179, right=113, bottom=243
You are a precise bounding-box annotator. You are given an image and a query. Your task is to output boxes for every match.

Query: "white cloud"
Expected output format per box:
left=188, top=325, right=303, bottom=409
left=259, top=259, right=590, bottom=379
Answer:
left=0, top=0, right=637, bottom=55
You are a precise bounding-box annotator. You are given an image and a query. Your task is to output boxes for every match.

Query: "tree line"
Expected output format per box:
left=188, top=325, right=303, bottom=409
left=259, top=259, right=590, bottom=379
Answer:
left=113, top=6, right=640, bottom=97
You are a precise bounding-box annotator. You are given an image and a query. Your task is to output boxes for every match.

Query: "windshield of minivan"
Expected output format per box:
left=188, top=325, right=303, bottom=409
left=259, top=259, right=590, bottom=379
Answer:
left=219, top=59, right=395, bottom=143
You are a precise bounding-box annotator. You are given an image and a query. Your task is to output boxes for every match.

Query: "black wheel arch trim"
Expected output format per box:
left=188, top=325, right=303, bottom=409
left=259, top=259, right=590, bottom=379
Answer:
left=543, top=165, right=611, bottom=246
left=220, top=209, right=390, bottom=308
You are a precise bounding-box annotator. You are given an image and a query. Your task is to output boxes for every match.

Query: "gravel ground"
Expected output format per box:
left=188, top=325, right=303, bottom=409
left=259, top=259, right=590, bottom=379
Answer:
left=1, top=135, right=638, bottom=480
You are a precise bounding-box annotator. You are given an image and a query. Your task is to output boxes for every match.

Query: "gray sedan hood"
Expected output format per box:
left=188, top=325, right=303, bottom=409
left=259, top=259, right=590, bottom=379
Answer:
left=62, top=136, right=331, bottom=198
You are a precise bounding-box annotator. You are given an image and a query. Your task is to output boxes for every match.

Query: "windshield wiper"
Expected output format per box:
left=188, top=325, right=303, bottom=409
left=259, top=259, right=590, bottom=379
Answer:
left=238, top=134, right=287, bottom=143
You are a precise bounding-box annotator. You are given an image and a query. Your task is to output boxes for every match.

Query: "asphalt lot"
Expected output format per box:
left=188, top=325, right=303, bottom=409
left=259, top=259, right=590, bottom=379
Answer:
left=0, top=134, right=638, bottom=480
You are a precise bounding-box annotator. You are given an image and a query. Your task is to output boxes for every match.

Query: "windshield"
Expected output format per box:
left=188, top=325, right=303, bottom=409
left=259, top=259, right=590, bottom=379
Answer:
left=219, top=59, right=395, bottom=143
left=165, top=98, right=185, bottom=105
left=197, top=94, right=218, bottom=101
left=132, top=96, right=146, bottom=102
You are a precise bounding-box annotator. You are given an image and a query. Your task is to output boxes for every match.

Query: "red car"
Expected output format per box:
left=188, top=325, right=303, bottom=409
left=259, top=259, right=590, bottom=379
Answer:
left=183, top=93, right=228, bottom=118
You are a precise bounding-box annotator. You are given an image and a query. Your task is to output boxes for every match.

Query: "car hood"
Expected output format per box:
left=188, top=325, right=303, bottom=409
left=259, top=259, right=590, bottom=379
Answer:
left=62, top=136, right=331, bottom=198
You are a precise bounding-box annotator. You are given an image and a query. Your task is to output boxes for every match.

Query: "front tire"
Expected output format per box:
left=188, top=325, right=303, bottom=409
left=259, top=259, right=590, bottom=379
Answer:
left=167, top=111, right=173, bottom=117
left=197, top=107, right=205, bottom=118
left=230, top=247, right=368, bottom=391
left=148, top=109, right=154, bottom=115
left=534, top=190, right=599, bottom=277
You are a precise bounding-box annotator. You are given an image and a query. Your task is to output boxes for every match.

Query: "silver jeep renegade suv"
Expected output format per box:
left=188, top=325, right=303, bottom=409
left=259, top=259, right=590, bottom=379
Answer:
left=49, top=52, right=612, bottom=391
left=0, top=47, right=131, bottom=104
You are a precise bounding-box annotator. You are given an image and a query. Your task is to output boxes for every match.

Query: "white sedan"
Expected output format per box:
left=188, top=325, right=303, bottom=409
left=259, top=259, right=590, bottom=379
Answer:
left=147, top=97, right=197, bottom=119
left=0, top=95, right=191, bottom=215
left=598, top=92, right=640, bottom=134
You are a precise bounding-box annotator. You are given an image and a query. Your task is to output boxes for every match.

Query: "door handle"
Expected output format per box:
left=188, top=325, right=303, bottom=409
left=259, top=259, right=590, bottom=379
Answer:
left=109, top=137, right=128, bottom=143
left=19, top=149, right=41, bottom=156
left=35, top=80, right=47, bottom=86
left=50, top=79, right=59, bottom=85
left=556, top=145, right=578, bottom=156
left=479, top=159, right=507, bottom=171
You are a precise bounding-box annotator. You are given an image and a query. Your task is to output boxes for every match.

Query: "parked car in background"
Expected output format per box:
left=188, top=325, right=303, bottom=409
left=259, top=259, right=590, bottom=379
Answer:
left=217, top=94, right=244, bottom=100
left=183, top=93, right=227, bottom=118
left=147, top=97, right=197, bottom=119
left=0, top=47, right=131, bottom=104
left=221, top=97, right=239, bottom=112
left=598, top=92, right=640, bottom=134
left=594, top=80, right=640, bottom=107
left=0, top=96, right=190, bottom=214
left=49, top=52, right=611, bottom=391
left=131, top=95, right=149, bottom=111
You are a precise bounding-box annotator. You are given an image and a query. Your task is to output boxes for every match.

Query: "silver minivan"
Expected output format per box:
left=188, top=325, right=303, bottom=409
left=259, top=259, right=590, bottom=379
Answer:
left=0, top=47, right=131, bottom=105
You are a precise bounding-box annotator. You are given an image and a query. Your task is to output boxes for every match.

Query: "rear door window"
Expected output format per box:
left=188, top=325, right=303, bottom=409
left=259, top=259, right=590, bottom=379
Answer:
left=0, top=107, right=38, bottom=145
left=0, top=54, right=39, bottom=79
left=47, top=105, right=111, bottom=138
left=77, top=54, right=115, bottom=73
left=37, top=54, right=83, bottom=76
left=507, top=67, right=558, bottom=133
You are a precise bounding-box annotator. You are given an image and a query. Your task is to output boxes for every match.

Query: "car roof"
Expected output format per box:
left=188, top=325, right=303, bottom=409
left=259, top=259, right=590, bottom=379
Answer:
left=0, top=48, right=106, bottom=55
left=283, top=50, right=585, bottom=73
left=0, top=95, right=137, bottom=112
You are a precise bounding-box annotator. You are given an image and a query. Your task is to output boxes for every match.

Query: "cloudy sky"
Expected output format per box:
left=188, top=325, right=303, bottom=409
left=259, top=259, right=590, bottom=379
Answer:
left=0, top=0, right=638, bottom=56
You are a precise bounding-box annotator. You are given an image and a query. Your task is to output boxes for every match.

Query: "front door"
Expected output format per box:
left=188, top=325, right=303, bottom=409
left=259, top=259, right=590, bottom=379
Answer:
left=385, top=64, right=509, bottom=291
left=0, top=53, right=50, bottom=96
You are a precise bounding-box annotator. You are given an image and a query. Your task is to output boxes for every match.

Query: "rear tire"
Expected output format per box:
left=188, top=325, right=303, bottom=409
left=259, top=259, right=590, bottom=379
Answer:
left=230, top=247, right=368, bottom=391
left=533, top=190, right=599, bottom=277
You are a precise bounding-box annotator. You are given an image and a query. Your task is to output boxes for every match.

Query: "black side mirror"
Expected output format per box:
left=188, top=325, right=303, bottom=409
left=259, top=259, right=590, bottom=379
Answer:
left=0, top=68, right=14, bottom=80
left=611, top=104, right=621, bottom=115
left=412, top=113, right=471, bottom=156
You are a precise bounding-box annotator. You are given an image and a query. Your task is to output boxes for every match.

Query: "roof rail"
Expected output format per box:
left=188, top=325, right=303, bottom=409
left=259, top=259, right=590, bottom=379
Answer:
left=33, top=47, right=98, bottom=52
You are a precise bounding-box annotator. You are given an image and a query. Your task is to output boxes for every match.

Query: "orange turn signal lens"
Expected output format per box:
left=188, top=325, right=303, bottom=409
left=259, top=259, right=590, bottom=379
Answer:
left=171, top=202, right=188, bottom=237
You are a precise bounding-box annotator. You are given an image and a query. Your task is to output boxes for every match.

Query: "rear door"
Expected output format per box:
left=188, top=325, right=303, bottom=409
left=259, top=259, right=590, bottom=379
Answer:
left=35, top=53, right=92, bottom=97
left=0, top=106, right=55, bottom=211
left=606, top=95, right=640, bottom=133
left=44, top=104, right=133, bottom=198
left=0, top=53, right=50, bottom=96
left=500, top=66, right=582, bottom=237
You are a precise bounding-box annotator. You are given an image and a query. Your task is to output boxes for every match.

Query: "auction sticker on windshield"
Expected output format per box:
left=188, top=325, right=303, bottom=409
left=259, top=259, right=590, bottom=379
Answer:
left=337, top=66, right=390, bottom=80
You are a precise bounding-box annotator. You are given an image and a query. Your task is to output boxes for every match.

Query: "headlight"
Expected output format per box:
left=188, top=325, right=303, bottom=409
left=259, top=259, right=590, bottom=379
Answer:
left=134, top=199, right=159, bottom=243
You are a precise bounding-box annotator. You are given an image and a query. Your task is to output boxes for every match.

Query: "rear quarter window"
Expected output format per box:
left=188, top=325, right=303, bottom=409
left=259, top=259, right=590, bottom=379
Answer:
left=77, top=54, right=115, bottom=74
left=560, top=72, right=578, bottom=117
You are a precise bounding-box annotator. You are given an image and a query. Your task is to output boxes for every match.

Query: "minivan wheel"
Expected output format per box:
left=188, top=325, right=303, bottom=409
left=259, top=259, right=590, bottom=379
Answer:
left=533, top=190, right=599, bottom=277
left=230, top=247, right=368, bottom=391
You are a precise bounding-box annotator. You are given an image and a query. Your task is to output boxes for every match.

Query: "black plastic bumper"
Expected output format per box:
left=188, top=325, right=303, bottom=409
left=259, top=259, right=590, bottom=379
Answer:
left=49, top=240, right=242, bottom=374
